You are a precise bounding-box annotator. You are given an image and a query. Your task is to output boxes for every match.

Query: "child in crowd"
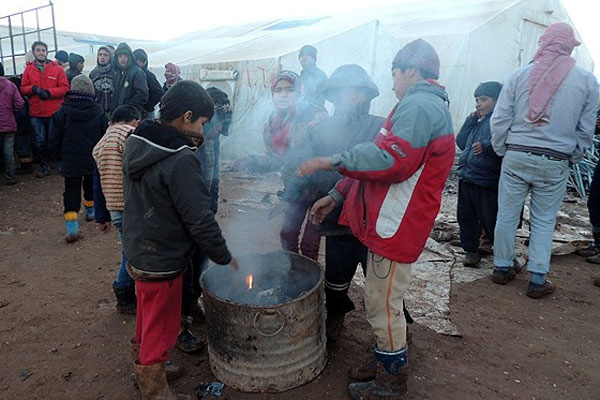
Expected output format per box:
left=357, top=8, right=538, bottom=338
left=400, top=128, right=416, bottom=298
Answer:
left=92, top=105, right=141, bottom=314
left=456, top=82, right=503, bottom=267
left=49, top=75, right=108, bottom=242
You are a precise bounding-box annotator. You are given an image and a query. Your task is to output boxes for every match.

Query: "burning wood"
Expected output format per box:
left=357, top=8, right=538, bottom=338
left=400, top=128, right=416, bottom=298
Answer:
left=246, top=274, right=253, bottom=290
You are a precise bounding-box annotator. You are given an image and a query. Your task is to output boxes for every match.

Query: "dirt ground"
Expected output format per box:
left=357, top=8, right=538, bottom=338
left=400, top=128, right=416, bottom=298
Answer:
left=1, top=172, right=599, bottom=400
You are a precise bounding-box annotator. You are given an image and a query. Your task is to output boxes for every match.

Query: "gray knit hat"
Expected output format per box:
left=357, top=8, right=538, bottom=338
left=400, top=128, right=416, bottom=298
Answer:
left=70, top=75, right=94, bottom=95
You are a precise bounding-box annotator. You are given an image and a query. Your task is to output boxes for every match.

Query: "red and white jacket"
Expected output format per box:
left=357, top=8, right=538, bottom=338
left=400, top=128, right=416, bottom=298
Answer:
left=330, top=81, right=455, bottom=263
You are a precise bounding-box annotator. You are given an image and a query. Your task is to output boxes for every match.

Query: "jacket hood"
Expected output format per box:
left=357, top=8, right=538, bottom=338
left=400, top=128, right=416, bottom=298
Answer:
left=133, top=49, right=148, bottom=70
left=123, top=120, right=197, bottom=181
left=114, top=43, right=135, bottom=70
left=68, top=53, right=84, bottom=71
left=323, top=64, right=379, bottom=104
left=405, top=80, right=449, bottom=103
left=61, top=98, right=102, bottom=122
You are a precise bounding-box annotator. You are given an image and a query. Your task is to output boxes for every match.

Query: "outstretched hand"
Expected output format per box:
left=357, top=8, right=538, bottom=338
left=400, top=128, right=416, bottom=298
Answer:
left=296, top=157, right=333, bottom=177
left=228, top=257, right=239, bottom=270
left=309, top=195, right=337, bottom=225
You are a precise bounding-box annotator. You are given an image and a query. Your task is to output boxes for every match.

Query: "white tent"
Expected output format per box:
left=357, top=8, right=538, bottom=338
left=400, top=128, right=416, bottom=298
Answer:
left=138, top=0, right=595, bottom=159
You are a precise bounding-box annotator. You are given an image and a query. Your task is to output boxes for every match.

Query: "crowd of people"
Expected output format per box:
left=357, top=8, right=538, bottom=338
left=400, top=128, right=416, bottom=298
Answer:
left=0, top=21, right=599, bottom=400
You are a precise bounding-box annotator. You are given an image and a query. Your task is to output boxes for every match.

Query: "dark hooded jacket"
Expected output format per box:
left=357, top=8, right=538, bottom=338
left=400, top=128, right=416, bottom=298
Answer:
left=48, top=95, right=108, bottom=177
left=292, top=64, right=385, bottom=234
left=122, top=120, right=232, bottom=280
left=456, top=113, right=502, bottom=188
left=301, top=63, right=328, bottom=107
left=132, top=48, right=164, bottom=114
left=111, top=43, right=149, bottom=113
left=65, top=53, right=84, bottom=84
left=89, top=46, right=114, bottom=113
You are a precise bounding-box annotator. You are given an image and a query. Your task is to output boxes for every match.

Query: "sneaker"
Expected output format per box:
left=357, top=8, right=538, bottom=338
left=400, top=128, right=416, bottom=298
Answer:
left=463, top=252, right=482, bottom=268
left=176, top=328, right=204, bottom=353
left=491, top=267, right=517, bottom=285
left=526, top=280, right=556, bottom=299
left=577, top=243, right=600, bottom=257
left=35, top=168, right=50, bottom=178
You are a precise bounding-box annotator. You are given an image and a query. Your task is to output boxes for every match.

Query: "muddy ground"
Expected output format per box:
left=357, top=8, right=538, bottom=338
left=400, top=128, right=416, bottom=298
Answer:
left=1, top=172, right=599, bottom=400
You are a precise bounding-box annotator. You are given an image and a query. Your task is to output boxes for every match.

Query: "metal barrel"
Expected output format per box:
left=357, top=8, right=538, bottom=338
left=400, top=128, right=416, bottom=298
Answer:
left=200, top=251, right=327, bottom=392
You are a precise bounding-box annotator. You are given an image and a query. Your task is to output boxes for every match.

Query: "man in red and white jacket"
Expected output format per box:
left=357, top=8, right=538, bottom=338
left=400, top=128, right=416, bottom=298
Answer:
left=20, top=41, right=69, bottom=177
left=298, top=39, right=455, bottom=399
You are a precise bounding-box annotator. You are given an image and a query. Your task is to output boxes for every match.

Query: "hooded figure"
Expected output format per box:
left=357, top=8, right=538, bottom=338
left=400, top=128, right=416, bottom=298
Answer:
left=65, top=53, right=84, bottom=83
left=111, top=43, right=149, bottom=113
left=133, top=48, right=164, bottom=116
left=89, top=46, right=114, bottom=114
left=298, top=45, right=328, bottom=107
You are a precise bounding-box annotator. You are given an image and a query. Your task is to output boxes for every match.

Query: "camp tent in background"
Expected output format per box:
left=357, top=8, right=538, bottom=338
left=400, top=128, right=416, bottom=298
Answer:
left=1, top=0, right=594, bottom=160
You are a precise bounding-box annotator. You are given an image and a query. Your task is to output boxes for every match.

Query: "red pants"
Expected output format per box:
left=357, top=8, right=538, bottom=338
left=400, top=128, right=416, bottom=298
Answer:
left=135, top=275, right=182, bottom=365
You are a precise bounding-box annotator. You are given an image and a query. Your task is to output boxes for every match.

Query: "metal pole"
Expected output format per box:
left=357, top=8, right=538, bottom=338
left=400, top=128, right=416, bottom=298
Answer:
left=21, top=13, right=27, bottom=58
left=50, top=1, right=58, bottom=55
left=36, top=8, right=41, bottom=41
left=8, top=16, right=17, bottom=75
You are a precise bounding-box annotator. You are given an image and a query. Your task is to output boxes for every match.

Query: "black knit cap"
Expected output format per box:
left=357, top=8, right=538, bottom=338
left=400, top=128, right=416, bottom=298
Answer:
left=392, top=39, right=440, bottom=79
left=299, top=45, right=317, bottom=61
left=474, top=81, right=502, bottom=101
left=55, top=50, right=69, bottom=63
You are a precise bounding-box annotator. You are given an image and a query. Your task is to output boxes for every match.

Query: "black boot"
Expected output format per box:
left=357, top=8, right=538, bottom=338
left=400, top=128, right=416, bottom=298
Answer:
left=349, top=347, right=408, bottom=400
left=113, top=282, right=136, bottom=314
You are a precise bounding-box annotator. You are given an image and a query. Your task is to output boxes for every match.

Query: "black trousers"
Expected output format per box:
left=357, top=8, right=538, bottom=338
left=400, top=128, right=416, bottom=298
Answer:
left=63, top=175, right=93, bottom=214
left=587, top=161, right=600, bottom=234
left=181, top=250, right=207, bottom=316
left=457, top=180, right=498, bottom=253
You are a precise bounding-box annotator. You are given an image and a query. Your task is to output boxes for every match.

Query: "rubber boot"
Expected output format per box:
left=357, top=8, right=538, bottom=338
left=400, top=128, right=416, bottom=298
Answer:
left=65, top=212, right=79, bottom=243
left=349, top=347, right=409, bottom=400
left=83, top=200, right=95, bottom=221
left=130, top=339, right=184, bottom=384
left=113, top=282, right=137, bottom=315
left=134, top=362, right=192, bottom=400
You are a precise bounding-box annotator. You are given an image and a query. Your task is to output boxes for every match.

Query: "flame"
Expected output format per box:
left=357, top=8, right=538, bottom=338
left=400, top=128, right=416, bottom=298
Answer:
left=246, top=274, right=253, bottom=290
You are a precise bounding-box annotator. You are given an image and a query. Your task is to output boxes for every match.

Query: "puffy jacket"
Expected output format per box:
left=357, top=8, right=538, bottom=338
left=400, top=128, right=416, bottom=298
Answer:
left=48, top=96, right=108, bottom=177
left=111, top=43, right=149, bottom=113
left=123, top=120, right=232, bottom=280
left=331, top=81, right=455, bottom=263
left=0, top=77, right=25, bottom=132
left=456, top=113, right=502, bottom=188
left=20, top=60, right=69, bottom=117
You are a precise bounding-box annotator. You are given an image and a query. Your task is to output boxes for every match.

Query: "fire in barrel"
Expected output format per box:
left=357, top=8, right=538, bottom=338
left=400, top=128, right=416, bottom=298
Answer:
left=200, top=251, right=326, bottom=392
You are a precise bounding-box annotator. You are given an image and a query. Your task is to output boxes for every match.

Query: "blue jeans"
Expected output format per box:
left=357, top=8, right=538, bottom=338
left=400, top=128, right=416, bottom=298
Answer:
left=1, top=133, right=16, bottom=179
left=30, top=117, right=50, bottom=169
left=110, top=210, right=134, bottom=289
left=494, top=150, right=569, bottom=275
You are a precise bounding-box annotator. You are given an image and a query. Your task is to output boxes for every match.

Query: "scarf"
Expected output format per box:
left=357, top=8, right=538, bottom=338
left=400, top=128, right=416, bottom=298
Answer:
left=528, top=23, right=580, bottom=123
left=270, top=108, right=295, bottom=156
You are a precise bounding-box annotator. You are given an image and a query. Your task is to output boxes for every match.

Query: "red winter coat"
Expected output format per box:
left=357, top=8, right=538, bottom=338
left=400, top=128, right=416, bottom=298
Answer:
left=331, top=81, right=455, bottom=263
left=20, top=60, right=69, bottom=117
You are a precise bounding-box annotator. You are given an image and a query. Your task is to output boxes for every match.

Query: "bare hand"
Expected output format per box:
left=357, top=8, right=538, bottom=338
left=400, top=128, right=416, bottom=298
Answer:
left=470, top=111, right=479, bottom=118
left=471, top=142, right=483, bottom=155
left=297, top=157, right=333, bottom=177
left=228, top=257, right=239, bottom=270
left=96, top=222, right=111, bottom=232
left=310, top=195, right=337, bottom=224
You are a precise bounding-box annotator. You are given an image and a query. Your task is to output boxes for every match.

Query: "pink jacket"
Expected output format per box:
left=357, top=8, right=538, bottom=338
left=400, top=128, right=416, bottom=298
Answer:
left=0, top=77, right=25, bottom=132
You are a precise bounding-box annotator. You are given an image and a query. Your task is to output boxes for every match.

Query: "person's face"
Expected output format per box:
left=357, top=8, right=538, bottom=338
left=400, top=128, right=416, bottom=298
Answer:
left=97, top=50, right=110, bottom=66
left=392, top=68, right=417, bottom=101
left=136, top=59, right=146, bottom=69
left=118, top=54, right=129, bottom=68
left=299, top=54, right=314, bottom=68
left=475, top=95, right=496, bottom=118
left=76, top=61, right=84, bottom=72
left=272, top=80, right=297, bottom=110
left=338, top=87, right=367, bottom=105
left=33, top=45, right=47, bottom=63
left=183, top=114, right=209, bottom=146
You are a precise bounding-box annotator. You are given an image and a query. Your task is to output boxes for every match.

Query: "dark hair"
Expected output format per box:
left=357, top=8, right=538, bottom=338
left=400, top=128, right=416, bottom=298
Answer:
left=111, top=105, right=141, bottom=123
left=397, top=66, right=437, bottom=80
left=31, top=41, right=48, bottom=51
left=160, top=80, right=214, bottom=122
